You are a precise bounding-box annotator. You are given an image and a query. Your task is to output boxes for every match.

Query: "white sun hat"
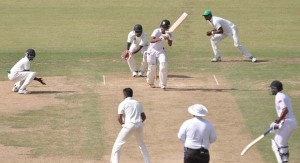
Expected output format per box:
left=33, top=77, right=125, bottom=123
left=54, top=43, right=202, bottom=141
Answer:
left=188, top=104, right=208, bottom=117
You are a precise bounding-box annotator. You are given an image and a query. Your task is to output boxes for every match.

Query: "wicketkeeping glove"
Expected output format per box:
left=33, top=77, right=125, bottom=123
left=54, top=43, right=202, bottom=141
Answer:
left=121, top=49, right=130, bottom=60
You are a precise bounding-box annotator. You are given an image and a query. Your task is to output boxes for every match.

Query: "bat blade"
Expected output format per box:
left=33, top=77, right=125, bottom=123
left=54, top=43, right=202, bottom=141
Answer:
left=168, top=12, right=188, bottom=33
left=240, top=128, right=272, bottom=156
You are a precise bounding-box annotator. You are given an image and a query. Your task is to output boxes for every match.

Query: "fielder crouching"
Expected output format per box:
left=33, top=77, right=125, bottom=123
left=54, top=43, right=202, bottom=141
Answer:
left=7, top=49, right=46, bottom=94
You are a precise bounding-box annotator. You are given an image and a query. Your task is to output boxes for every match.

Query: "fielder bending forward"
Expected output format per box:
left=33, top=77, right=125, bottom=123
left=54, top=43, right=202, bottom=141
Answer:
left=269, top=80, right=297, bottom=163
left=7, top=49, right=46, bottom=94
left=122, top=24, right=149, bottom=77
left=146, top=19, right=173, bottom=89
left=202, top=10, right=257, bottom=62
left=110, top=88, right=151, bottom=163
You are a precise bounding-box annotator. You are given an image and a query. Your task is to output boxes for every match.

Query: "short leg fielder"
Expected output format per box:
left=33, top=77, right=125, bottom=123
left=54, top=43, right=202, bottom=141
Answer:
left=127, top=45, right=148, bottom=76
left=8, top=71, right=36, bottom=93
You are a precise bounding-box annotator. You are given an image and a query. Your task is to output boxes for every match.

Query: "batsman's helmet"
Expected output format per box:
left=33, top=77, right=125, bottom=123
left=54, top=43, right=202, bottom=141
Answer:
left=25, top=48, right=36, bottom=60
left=134, top=24, right=143, bottom=33
left=160, top=19, right=171, bottom=30
left=270, top=80, right=283, bottom=91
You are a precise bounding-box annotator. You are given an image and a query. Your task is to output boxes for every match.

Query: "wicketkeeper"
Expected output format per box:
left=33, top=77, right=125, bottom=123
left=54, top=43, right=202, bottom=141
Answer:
left=122, top=24, right=149, bottom=77
left=7, top=49, right=46, bottom=94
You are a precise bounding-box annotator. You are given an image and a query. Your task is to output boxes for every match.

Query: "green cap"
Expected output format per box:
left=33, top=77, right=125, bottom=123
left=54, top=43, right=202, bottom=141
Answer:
left=202, top=10, right=212, bottom=16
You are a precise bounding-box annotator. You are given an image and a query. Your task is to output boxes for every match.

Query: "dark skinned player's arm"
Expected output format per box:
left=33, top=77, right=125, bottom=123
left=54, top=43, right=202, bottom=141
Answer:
left=275, top=107, right=288, bottom=123
left=118, top=114, right=124, bottom=125
left=141, top=112, right=146, bottom=122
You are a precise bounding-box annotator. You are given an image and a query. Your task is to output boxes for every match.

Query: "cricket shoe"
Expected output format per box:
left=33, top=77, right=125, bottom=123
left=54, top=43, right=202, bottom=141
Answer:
left=12, top=85, right=19, bottom=92
left=138, top=71, right=144, bottom=77
left=149, top=84, right=155, bottom=88
left=211, top=57, right=221, bottom=62
left=18, top=89, right=31, bottom=94
left=250, top=56, right=257, bottom=63
left=132, top=71, right=138, bottom=77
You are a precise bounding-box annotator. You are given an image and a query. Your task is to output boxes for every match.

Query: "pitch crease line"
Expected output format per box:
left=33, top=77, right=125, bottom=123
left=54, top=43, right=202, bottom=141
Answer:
left=103, top=75, right=106, bottom=85
left=213, top=75, right=219, bottom=86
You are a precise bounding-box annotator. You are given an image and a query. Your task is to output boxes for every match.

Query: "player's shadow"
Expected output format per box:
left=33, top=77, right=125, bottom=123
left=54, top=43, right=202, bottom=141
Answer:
left=221, top=59, right=269, bottom=63
left=30, top=91, right=77, bottom=94
left=168, top=75, right=192, bottom=78
left=166, top=88, right=237, bottom=92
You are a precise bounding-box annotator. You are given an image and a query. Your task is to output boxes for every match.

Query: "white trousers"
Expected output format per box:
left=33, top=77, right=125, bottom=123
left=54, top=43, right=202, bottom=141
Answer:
left=210, top=26, right=253, bottom=58
left=127, top=45, right=148, bottom=73
left=111, top=123, right=151, bottom=163
left=274, top=118, right=297, bottom=147
left=8, top=71, right=36, bottom=90
left=146, top=49, right=168, bottom=87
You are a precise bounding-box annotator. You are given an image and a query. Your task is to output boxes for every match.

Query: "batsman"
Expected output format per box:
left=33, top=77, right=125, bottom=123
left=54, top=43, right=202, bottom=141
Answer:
left=146, top=19, right=173, bottom=89
left=269, top=80, right=297, bottom=163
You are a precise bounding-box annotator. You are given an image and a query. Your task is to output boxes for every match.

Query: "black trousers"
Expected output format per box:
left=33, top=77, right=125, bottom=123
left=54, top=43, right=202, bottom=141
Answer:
left=184, top=147, right=210, bottom=163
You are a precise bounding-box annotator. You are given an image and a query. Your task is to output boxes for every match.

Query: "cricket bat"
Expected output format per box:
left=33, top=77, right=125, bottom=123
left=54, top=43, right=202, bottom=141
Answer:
left=240, top=127, right=273, bottom=156
left=168, top=12, right=188, bottom=33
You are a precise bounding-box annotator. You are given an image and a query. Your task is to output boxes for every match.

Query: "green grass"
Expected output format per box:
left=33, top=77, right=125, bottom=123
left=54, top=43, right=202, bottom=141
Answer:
left=0, top=0, right=299, bottom=162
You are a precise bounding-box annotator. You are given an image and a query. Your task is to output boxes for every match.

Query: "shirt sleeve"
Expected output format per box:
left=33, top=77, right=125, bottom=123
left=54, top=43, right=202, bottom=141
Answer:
left=277, top=96, right=287, bottom=109
left=177, top=121, right=187, bottom=142
left=151, top=29, right=160, bottom=38
left=127, top=32, right=134, bottom=43
left=209, top=124, right=217, bottom=143
left=118, top=102, right=124, bottom=115
left=24, top=59, right=30, bottom=70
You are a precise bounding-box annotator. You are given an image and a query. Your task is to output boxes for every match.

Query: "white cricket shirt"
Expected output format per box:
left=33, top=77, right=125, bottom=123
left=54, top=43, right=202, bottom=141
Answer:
left=10, top=57, right=30, bottom=74
left=127, top=31, right=149, bottom=47
left=209, top=16, right=236, bottom=35
left=118, top=97, right=144, bottom=124
left=178, top=117, right=216, bottom=149
left=275, top=92, right=296, bottom=120
left=148, top=28, right=173, bottom=51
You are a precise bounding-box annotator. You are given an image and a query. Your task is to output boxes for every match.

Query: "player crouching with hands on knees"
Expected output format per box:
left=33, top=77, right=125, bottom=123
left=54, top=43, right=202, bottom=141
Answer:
left=7, top=49, right=46, bottom=94
left=122, top=24, right=149, bottom=77
left=178, top=104, right=217, bottom=163
left=269, top=80, right=297, bottom=163
left=146, top=19, right=173, bottom=89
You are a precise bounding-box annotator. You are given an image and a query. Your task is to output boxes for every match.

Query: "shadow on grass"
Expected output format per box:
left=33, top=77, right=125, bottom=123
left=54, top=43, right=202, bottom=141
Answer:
left=31, top=91, right=77, bottom=94
left=165, top=88, right=264, bottom=92
left=165, top=88, right=237, bottom=92
left=221, top=59, right=269, bottom=63
left=168, top=74, right=192, bottom=78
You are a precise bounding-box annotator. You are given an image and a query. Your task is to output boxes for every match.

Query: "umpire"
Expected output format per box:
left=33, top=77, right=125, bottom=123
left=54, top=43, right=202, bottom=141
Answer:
left=178, top=104, right=217, bottom=163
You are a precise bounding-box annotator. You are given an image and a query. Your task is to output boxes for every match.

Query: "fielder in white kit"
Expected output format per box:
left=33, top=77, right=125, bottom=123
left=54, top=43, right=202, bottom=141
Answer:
left=7, top=49, right=45, bottom=94
left=123, top=24, right=149, bottom=77
left=202, top=10, right=257, bottom=62
left=110, top=88, right=151, bottom=163
left=269, top=80, right=298, bottom=163
left=146, top=19, right=173, bottom=89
